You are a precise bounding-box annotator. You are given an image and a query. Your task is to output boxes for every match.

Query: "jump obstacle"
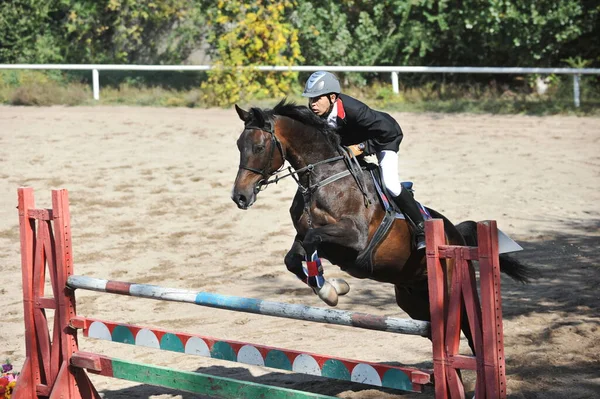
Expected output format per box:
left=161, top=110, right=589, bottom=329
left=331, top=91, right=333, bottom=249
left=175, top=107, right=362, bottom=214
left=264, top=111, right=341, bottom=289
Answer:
left=12, top=188, right=507, bottom=399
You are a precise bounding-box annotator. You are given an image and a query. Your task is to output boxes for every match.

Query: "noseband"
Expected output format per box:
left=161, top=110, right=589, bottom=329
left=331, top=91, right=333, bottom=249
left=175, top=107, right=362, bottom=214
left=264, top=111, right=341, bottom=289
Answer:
left=238, top=119, right=286, bottom=192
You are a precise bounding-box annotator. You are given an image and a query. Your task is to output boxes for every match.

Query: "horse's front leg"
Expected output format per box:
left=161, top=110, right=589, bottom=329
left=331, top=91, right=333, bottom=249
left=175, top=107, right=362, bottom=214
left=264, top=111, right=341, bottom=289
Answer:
left=301, top=218, right=364, bottom=306
left=284, top=236, right=307, bottom=282
left=284, top=236, right=350, bottom=305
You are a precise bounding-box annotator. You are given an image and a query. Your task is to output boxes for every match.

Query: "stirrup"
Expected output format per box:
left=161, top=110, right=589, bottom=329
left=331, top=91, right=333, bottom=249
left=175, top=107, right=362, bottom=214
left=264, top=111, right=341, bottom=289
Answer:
left=415, top=223, right=426, bottom=251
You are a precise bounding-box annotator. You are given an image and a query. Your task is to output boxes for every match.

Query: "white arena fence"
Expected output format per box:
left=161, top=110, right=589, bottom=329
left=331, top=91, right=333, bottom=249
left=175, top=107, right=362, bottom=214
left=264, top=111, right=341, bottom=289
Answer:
left=1, top=64, right=599, bottom=107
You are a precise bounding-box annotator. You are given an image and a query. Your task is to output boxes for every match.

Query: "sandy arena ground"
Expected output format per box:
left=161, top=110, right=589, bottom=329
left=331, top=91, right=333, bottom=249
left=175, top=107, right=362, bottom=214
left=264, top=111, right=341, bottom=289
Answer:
left=1, top=105, right=599, bottom=398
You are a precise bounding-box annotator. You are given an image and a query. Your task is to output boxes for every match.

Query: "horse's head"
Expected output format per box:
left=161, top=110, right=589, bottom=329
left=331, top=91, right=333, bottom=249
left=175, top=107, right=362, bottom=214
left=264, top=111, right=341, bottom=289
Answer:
left=232, top=104, right=285, bottom=209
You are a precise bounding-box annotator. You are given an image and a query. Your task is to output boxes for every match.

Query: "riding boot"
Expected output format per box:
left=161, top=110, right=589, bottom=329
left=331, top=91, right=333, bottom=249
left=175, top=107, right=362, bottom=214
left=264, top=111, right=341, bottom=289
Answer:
left=393, top=188, right=426, bottom=250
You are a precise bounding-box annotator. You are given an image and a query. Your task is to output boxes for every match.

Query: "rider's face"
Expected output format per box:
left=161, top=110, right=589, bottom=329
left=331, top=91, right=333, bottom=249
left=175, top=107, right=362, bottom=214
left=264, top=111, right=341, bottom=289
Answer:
left=309, top=94, right=335, bottom=116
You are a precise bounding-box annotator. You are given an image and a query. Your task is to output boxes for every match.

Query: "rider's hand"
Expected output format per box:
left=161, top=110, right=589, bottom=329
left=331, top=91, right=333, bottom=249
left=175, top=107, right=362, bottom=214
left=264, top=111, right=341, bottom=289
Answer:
left=348, top=144, right=364, bottom=157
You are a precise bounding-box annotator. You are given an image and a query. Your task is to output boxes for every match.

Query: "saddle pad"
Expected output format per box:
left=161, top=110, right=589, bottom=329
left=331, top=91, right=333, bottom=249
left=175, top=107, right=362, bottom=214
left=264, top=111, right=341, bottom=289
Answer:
left=369, top=169, right=431, bottom=220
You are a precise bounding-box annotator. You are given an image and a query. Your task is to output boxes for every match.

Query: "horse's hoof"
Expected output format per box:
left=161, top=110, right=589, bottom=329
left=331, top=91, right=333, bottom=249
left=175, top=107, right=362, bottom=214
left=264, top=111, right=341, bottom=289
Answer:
left=329, top=278, right=350, bottom=296
left=313, top=281, right=339, bottom=307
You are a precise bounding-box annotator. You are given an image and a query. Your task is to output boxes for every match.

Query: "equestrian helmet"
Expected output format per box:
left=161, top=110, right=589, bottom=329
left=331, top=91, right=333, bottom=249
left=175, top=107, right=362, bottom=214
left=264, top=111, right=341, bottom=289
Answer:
left=302, top=71, right=341, bottom=97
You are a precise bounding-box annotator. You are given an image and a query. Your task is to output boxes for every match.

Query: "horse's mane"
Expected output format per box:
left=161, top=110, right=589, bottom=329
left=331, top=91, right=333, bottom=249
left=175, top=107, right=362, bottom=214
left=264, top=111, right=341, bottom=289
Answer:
left=248, top=99, right=341, bottom=148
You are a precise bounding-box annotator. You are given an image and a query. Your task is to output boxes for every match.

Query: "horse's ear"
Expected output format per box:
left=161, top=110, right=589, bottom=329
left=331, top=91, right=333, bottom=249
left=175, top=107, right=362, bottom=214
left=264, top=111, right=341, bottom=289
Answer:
left=251, top=108, right=265, bottom=127
left=235, top=104, right=250, bottom=122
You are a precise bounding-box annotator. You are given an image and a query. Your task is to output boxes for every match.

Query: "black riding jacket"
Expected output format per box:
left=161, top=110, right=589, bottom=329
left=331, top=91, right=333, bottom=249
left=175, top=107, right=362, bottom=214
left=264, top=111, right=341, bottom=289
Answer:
left=333, top=94, right=403, bottom=155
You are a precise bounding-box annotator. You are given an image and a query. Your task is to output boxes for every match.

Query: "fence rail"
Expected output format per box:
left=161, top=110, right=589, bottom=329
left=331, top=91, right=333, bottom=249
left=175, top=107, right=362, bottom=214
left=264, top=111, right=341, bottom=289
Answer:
left=2, top=64, right=599, bottom=106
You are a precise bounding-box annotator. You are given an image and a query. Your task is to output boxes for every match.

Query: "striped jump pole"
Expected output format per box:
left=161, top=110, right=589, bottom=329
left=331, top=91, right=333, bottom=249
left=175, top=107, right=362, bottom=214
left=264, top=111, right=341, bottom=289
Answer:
left=67, top=275, right=430, bottom=337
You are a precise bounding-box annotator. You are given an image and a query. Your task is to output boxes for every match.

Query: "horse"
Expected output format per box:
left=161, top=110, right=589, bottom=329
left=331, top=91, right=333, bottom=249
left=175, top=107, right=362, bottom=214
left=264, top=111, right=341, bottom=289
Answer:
left=231, top=99, right=532, bottom=352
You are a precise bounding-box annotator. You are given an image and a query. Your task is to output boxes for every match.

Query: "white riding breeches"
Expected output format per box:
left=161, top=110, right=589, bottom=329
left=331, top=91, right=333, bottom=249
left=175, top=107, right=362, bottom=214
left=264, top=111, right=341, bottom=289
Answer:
left=376, top=150, right=402, bottom=197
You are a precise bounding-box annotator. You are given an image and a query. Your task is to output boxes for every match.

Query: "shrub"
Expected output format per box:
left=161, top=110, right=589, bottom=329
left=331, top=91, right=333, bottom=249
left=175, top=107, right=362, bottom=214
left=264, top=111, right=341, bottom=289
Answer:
left=10, top=82, right=89, bottom=106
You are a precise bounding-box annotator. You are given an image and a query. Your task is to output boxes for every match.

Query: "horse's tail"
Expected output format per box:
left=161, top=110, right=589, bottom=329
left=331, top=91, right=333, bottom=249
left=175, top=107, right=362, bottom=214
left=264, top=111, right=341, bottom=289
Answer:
left=455, top=220, right=537, bottom=284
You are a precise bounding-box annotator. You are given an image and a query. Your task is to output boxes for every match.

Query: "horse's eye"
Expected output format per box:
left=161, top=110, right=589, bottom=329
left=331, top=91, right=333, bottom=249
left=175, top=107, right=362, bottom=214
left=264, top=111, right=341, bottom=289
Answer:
left=253, top=145, right=265, bottom=154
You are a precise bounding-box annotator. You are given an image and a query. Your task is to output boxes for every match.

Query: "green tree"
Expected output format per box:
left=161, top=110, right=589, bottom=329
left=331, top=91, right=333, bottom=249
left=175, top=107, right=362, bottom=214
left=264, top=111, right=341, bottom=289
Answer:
left=0, top=0, right=206, bottom=64
left=294, top=2, right=402, bottom=66
left=294, top=0, right=600, bottom=71
left=201, top=0, right=304, bottom=106
left=62, top=0, right=205, bottom=63
left=0, top=1, right=65, bottom=63
left=417, top=0, right=598, bottom=67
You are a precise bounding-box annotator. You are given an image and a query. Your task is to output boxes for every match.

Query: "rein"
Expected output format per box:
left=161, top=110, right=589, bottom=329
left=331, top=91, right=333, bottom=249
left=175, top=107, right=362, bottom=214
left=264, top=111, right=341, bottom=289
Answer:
left=268, top=155, right=347, bottom=228
left=262, top=148, right=371, bottom=227
left=263, top=155, right=347, bottom=194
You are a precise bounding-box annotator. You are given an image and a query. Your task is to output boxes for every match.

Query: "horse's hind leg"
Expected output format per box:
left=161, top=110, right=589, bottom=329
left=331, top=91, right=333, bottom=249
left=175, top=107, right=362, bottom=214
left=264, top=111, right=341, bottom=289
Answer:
left=396, top=283, right=472, bottom=389
left=395, top=283, right=476, bottom=354
left=394, top=284, right=432, bottom=334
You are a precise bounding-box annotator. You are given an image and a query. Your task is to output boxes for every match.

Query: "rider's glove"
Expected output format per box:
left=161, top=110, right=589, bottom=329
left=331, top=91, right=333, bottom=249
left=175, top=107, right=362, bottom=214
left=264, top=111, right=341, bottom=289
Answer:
left=349, top=143, right=365, bottom=156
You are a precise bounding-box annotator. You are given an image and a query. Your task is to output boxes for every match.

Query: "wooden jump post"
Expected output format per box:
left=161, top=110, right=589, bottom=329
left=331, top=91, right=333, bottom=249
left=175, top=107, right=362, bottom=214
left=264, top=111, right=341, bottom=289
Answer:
left=12, top=188, right=506, bottom=399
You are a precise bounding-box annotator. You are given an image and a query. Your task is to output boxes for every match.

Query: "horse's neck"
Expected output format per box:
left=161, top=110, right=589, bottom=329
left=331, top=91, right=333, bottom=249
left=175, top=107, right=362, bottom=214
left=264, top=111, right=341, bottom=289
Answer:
left=277, top=118, right=340, bottom=171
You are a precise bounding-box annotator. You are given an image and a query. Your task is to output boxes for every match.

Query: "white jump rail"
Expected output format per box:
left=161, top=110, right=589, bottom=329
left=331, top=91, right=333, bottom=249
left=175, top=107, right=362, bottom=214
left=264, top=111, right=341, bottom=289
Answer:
left=1, top=64, right=599, bottom=106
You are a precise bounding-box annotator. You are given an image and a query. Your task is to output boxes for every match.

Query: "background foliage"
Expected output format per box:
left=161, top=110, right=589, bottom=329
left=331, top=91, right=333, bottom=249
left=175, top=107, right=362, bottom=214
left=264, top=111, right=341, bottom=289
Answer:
left=294, top=1, right=599, bottom=84
left=201, top=0, right=303, bottom=106
left=0, top=0, right=204, bottom=64
left=0, top=0, right=598, bottom=108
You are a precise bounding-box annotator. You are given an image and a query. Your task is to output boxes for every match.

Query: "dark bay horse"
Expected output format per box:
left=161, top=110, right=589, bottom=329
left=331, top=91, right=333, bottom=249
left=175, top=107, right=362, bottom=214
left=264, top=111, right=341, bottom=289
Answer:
left=231, top=100, right=531, bottom=349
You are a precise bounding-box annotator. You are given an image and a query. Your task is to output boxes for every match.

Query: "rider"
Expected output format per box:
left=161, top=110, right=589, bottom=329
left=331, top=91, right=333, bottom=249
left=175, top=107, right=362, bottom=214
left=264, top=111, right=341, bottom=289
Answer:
left=302, top=70, right=426, bottom=250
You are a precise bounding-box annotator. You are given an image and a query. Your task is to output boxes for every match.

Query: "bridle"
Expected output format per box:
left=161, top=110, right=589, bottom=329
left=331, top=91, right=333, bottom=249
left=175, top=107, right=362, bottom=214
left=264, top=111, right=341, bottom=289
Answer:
left=237, top=116, right=371, bottom=225
left=238, top=118, right=348, bottom=196
left=238, top=119, right=286, bottom=193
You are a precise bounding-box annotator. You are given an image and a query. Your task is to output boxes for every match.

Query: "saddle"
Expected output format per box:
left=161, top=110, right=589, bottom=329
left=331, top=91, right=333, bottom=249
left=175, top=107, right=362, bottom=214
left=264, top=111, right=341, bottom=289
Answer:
left=352, top=158, right=431, bottom=272
left=351, top=157, right=426, bottom=216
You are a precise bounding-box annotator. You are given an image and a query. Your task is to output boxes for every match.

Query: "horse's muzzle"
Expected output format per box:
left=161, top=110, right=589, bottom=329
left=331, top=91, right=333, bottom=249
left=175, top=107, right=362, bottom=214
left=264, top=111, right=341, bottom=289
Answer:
left=231, top=192, right=255, bottom=210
